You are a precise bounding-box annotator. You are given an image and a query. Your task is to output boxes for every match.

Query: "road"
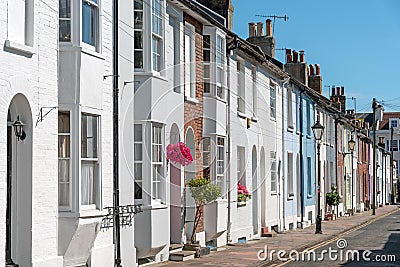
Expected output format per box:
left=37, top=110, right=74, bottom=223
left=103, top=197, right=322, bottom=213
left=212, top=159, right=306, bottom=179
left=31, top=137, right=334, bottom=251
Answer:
left=282, top=209, right=400, bottom=267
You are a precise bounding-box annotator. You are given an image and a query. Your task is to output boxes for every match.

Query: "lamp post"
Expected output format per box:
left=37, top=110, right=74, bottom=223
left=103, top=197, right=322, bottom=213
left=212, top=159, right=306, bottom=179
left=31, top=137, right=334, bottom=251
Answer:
left=343, top=137, right=356, bottom=214
left=312, top=119, right=324, bottom=234
left=13, top=116, right=26, bottom=141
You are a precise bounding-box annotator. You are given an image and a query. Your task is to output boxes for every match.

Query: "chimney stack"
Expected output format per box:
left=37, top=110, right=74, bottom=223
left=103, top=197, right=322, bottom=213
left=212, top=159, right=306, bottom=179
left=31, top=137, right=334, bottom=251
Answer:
left=266, top=19, right=273, bottom=37
left=315, top=64, right=320, bottom=75
left=248, top=22, right=256, bottom=37
left=309, top=64, right=315, bottom=76
left=299, top=50, right=305, bottom=63
left=341, top=86, right=345, bottom=96
left=257, top=22, right=264, bottom=36
left=286, top=49, right=292, bottom=63
left=292, top=50, right=298, bottom=63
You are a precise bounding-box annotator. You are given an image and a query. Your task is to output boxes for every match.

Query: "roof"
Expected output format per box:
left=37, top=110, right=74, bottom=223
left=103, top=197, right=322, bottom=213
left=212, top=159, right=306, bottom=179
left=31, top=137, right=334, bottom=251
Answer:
left=379, top=112, right=400, bottom=130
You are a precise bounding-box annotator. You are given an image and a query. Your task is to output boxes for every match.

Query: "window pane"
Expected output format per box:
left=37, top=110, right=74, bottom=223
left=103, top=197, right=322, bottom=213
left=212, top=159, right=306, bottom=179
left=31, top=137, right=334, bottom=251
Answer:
left=204, top=65, right=210, bottom=78
left=82, top=1, right=98, bottom=46
left=134, top=51, right=143, bottom=69
left=58, top=136, right=70, bottom=157
left=134, top=0, right=143, bottom=9
left=58, top=159, right=70, bottom=206
left=134, top=124, right=142, bottom=141
left=203, top=35, right=210, bottom=49
left=135, top=182, right=143, bottom=199
left=203, top=50, right=210, bottom=62
left=81, top=161, right=97, bottom=205
left=134, top=11, right=143, bottom=28
left=134, top=144, right=142, bottom=161
left=81, top=114, right=98, bottom=158
left=134, top=163, right=142, bottom=181
left=60, top=0, right=71, bottom=18
left=58, top=111, right=70, bottom=133
left=134, top=31, right=143, bottom=49
left=204, top=83, right=211, bottom=94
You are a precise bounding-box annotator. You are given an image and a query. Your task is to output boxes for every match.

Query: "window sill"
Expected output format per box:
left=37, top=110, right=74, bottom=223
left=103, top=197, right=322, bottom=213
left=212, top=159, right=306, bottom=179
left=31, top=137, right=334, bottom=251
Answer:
left=270, top=117, right=276, bottom=122
left=287, top=127, right=294, bottom=133
left=82, top=46, right=105, bottom=60
left=306, top=135, right=312, bottom=139
left=142, top=202, right=168, bottom=210
left=204, top=94, right=227, bottom=104
left=185, top=96, right=199, bottom=104
left=134, top=71, right=168, bottom=82
left=287, top=194, right=294, bottom=201
left=58, top=209, right=108, bottom=218
left=4, top=40, right=36, bottom=56
left=237, top=201, right=247, bottom=207
left=237, top=111, right=247, bottom=119
left=251, top=116, right=258, bottom=122
left=271, top=192, right=278, bottom=196
left=307, top=194, right=313, bottom=199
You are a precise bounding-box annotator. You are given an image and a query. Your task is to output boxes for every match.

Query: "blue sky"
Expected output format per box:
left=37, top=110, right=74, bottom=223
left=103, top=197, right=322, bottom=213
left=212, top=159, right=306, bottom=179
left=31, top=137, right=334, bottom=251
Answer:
left=232, top=0, right=400, bottom=114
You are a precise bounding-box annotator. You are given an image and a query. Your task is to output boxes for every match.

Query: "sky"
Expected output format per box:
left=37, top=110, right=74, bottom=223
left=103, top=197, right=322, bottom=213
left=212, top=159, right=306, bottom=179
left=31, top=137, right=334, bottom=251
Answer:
left=232, top=0, right=400, bottom=114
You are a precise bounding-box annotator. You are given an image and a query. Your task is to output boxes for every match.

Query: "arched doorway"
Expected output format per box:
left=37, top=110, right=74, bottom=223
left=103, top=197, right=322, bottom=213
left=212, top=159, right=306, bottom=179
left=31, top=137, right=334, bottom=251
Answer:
left=260, top=148, right=266, bottom=227
left=6, top=94, right=33, bottom=266
left=252, top=146, right=258, bottom=235
left=184, top=128, right=195, bottom=243
left=169, top=124, right=183, bottom=244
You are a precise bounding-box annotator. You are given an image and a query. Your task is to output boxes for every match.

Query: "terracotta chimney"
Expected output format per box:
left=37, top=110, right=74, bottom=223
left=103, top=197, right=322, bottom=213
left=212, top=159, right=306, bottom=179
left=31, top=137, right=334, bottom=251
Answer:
left=257, top=22, right=264, bottom=36
left=299, top=50, right=305, bottom=63
left=341, top=86, right=345, bottom=96
left=331, top=87, right=335, bottom=96
left=336, top=87, right=340, bottom=95
left=292, top=50, right=298, bottom=63
left=309, top=64, right=315, bottom=76
left=315, top=64, right=320, bottom=75
left=266, top=19, right=273, bottom=37
left=248, top=22, right=256, bottom=37
left=286, top=49, right=292, bottom=63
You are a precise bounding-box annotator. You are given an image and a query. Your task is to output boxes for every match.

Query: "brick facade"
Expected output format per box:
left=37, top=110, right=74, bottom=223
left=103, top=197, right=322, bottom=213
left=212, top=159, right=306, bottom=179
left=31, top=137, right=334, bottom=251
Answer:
left=183, top=13, right=205, bottom=233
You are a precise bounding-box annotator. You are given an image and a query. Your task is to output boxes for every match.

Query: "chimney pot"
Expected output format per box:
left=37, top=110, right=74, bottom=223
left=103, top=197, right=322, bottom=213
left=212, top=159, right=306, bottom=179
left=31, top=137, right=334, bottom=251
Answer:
left=292, top=50, right=298, bottom=63
left=248, top=22, right=256, bottom=37
left=285, top=49, right=292, bottom=63
left=309, top=64, right=315, bottom=76
left=341, top=86, right=345, bottom=96
left=257, top=22, right=264, bottom=36
left=315, top=64, right=321, bottom=75
left=336, top=87, right=340, bottom=96
left=331, top=87, right=335, bottom=96
left=266, top=19, right=273, bottom=37
left=299, top=50, right=305, bottom=63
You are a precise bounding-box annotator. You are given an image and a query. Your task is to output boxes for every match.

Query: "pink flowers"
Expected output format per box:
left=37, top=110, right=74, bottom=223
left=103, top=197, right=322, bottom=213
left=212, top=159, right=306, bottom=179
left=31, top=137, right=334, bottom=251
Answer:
left=237, top=182, right=251, bottom=202
left=166, top=142, right=193, bottom=166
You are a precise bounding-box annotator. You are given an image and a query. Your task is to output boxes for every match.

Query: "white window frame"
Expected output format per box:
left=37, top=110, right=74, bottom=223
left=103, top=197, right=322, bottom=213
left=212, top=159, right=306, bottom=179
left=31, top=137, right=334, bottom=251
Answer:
left=203, top=34, right=211, bottom=95
left=81, top=113, right=100, bottom=210
left=216, top=34, right=225, bottom=99
left=307, top=157, right=312, bottom=196
left=270, top=151, right=277, bottom=193
left=134, top=124, right=143, bottom=202
left=151, top=124, right=164, bottom=202
left=134, top=0, right=144, bottom=69
left=287, top=152, right=294, bottom=197
left=252, top=67, right=257, bottom=117
left=59, top=0, right=72, bottom=42
left=287, top=85, right=293, bottom=128
left=7, top=0, right=34, bottom=46
left=237, top=59, right=245, bottom=113
left=390, top=119, right=398, bottom=129
left=185, top=23, right=196, bottom=100
left=216, top=137, right=226, bottom=198
left=58, top=111, right=72, bottom=211
left=81, top=0, right=100, bottom=51
left=270, top=81, right=276, bottom=119
left=237, top=146, right=246, bottom=186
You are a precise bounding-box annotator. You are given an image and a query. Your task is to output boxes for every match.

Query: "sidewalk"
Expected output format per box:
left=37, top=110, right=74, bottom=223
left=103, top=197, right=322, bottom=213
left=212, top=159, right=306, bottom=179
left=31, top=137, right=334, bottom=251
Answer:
left=154, top=205, right=399, bottom=267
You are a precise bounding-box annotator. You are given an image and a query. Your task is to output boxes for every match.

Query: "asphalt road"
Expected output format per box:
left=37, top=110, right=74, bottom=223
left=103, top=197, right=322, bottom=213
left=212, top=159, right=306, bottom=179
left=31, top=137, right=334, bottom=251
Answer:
left=283, top=209, right=400, bottom=267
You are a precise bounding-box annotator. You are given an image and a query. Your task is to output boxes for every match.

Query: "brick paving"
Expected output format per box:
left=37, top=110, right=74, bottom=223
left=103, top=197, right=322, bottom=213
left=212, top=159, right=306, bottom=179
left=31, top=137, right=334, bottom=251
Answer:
left=154, top=205, right=399, bottom=267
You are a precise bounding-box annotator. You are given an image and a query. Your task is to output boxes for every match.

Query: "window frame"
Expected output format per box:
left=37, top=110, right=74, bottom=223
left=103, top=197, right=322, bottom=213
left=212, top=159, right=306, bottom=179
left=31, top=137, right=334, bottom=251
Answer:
left=58, top=111, right=72, bottom=211
left=270, top=81, right=276, bottom=120
left=80, top=113, right=100, bottom=210
left=134, top=0, right=144, bottom=69
left=134, top=124, right=144, bottom=202
left=216, top=137, right=226, bottom=198
left=270, top=151, right=277, bottom=193
left=237, top=146, right=246, bottom=187
left=151, top=124, right=164, bottom=202
left=216, top=34, right=225, bottom=99
left=184, top=22, right=196, bottom=100
left=81, top=0, right=100, bottom=51
left=287, top=152, right=294, bottom=197
left=59, top=0, right=72, bottom=42
left=237, top=59, right=245, bottom=113
left=287, top=85, right=293, bottom=128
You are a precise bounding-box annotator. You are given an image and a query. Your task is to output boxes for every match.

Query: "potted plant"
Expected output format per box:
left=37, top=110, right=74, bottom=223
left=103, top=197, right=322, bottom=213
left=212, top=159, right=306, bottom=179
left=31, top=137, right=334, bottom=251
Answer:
left=187, top=178, right=221, bottom=248
left=237, top=183, right=251, bottom=205
left=326, top=185, right=340, bottom=220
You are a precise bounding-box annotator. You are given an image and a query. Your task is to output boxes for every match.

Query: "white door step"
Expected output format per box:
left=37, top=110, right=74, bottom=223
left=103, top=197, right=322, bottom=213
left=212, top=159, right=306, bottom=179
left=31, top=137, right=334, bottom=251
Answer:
left=169, top=250, right=196, bottom=262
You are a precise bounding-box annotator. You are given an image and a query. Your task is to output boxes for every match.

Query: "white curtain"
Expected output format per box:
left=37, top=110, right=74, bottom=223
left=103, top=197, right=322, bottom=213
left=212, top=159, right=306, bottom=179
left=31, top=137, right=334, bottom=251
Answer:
left=81, top=162, right=94, bottom=205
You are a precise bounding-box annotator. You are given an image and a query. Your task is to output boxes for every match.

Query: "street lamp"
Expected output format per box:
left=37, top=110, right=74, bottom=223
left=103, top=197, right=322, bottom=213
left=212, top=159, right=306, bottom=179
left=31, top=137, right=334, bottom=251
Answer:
left=13, top=116, right=26, bottom=141
left=344, top=137, right=356, bottom=214
left=312, top=119, right=324, bottom=234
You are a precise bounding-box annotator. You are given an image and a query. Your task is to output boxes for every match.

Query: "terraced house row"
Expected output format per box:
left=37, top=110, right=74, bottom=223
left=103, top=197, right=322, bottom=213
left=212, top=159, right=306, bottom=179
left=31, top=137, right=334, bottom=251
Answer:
left=0, top=0, right=397, bottom=266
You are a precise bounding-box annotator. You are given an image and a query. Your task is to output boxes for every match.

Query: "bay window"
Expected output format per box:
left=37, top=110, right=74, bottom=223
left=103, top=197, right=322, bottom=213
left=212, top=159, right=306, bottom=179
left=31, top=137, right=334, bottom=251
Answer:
left=216, top=35, right=224, bottom=99
left=185, top=23, right=196, bottom=99
left=58, top=112, right=71, bottom=209
left=81, top=114, right=99, bottom=207
left=203, top=35, right=211, bottom=94
left=82, top=0, right=99, bottom=49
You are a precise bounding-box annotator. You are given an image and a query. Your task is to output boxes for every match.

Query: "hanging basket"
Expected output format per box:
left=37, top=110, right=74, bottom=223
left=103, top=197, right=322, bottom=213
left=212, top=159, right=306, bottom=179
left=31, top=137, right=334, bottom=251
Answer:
left=166, top=142, right=193, bottom=166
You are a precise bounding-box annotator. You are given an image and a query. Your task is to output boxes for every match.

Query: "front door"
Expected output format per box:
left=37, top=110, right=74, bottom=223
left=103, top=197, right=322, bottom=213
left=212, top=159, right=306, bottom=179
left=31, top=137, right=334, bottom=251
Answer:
left=6, top=120, right=14, bottom=265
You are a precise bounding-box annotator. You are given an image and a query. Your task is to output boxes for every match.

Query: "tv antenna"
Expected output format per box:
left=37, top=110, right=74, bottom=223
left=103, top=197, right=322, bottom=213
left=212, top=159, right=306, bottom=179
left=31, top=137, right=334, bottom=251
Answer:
left=255, top=14, right=289, bottom=35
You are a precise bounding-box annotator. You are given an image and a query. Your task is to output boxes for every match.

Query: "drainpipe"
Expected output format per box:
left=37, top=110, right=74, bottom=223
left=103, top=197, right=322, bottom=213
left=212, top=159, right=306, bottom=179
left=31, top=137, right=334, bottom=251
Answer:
left=299, top=89, right=305, bottom=226
left=226, top=37, right=237, bottom=244
left=113, top=0, right=121, bottom=265
left=281, top=79, right=290, bottom=231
